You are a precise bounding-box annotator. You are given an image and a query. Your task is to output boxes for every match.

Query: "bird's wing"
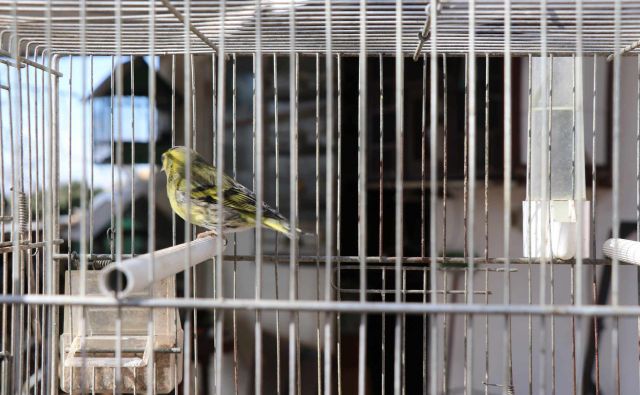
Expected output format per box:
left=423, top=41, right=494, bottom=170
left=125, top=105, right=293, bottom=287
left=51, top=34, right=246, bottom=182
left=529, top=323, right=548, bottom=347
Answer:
left=182, top=172, right=286, bottom=222
left=222, top=177, right=288, bottom=222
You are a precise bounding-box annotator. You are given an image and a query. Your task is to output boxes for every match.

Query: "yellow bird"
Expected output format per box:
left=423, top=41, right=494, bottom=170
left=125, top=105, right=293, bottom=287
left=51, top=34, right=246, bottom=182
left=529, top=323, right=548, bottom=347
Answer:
left=161, top=146, right=297, bottom=238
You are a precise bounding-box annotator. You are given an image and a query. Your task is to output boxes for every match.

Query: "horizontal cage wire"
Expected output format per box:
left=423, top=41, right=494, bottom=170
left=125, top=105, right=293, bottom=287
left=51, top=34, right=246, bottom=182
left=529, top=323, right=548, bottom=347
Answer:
left=0, top=1, right=640, bottom=55
left=0, top=0, right=639, bottom=395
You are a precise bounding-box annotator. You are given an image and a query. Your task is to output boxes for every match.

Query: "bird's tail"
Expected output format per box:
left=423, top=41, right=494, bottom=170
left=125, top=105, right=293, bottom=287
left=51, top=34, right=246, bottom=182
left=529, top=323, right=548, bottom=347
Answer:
left=263, top=218, right=306, bottom=240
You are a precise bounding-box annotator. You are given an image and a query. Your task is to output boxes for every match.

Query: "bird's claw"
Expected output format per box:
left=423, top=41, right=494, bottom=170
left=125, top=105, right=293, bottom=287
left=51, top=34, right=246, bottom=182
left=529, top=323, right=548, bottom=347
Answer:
left=197, top=230, right=217, bottom=239
left=196, top=230, right=228, bottom=247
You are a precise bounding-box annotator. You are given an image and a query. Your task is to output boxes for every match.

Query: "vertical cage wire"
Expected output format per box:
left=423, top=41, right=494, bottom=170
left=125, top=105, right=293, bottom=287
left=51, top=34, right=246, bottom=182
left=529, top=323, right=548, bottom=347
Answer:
left=358, top=1, right=368, bottom=395
left=590, top=51, right=601, bottom=395
left=612, top=0, right=622, bottom=392
left=393, top=1, right=403, bottom=395
left=190, top=49, right=200, bottom=395
left=538, top=2, right=550, bottom=394
left=255, top=1, right=265, bottom=393
left=0, top=55, right=6, bottom=395
left=550, top=51, right=556, bottom=394
left=313, top=51, right=321, bottom=395
left=323, top=2, right=334, bottom=395
left=482, top=53, right=489, bottom=395
left=231, top=51, right=240, bottom=395
left=636, top=48, right=640, bottom=395
left=503, top=0, right=514, bottom=393
left=181, top=2, right=193, bottom=394
left=289, top=1, right=298, bottom=394
left=573, top=0, right=585, bottom=387
left=214, top=1, right=226, bottom=394
left=379, top=52, right=387, bottom=395
left=440, top=51, right=448, bottom=395
left=335, top=51, right=342, bottom=395
left=272, top=50, right=282, bottom=395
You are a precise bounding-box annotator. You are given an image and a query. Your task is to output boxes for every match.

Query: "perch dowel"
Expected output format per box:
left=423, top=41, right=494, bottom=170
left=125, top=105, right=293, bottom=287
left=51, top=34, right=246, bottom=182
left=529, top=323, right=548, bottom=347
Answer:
left=98, top=237, right=222, bottom=297
left=602, top=238, right=640, bottom=266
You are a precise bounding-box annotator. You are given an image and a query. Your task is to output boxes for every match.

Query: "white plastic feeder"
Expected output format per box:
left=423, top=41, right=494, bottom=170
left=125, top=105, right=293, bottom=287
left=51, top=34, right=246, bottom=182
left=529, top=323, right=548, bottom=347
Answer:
left=60, top=237, right=223, bottom=393
left=60, top=272, right=183, bottom=393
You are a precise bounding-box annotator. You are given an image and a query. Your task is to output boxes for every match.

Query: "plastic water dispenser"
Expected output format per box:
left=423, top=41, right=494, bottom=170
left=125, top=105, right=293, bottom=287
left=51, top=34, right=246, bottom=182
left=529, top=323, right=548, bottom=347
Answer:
left=523, top=56, right=590, bottom=260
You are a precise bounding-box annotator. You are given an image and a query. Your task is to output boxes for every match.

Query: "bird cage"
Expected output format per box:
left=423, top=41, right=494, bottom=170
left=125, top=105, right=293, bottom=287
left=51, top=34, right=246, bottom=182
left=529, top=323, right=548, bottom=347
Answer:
left=2, top=0, right=640, bottom=394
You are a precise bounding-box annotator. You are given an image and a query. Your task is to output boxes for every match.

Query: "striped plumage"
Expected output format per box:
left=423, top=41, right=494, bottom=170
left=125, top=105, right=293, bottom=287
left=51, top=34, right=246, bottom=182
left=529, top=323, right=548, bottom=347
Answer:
left=161, top=146, right=295, bottom=238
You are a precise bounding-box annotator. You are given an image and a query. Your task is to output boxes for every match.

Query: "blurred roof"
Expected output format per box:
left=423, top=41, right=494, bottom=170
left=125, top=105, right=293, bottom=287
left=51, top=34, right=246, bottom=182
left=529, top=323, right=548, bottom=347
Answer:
left=91, top=57, right=180, bottom=110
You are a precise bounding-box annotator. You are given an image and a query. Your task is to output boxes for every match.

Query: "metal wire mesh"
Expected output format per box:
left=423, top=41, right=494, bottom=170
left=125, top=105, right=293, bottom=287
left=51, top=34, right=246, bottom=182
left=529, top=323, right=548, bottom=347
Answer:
left=1, top=1, right=640, bottom=55
left=0, top=0, right=639, bottom=394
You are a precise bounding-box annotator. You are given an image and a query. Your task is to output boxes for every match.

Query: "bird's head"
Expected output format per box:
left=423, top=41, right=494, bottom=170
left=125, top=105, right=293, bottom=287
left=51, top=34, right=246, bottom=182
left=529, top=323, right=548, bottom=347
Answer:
left=161, top=146, right=208, bottom=176
left=161, top=146, right=187, bottom=175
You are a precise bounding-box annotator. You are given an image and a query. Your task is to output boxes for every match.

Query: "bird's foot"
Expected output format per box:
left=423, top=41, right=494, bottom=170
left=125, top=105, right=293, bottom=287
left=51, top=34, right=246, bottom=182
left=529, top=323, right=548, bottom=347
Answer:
left=196, top=230, right=228, bottom=247
left=197, top=230, right=218, bottom=239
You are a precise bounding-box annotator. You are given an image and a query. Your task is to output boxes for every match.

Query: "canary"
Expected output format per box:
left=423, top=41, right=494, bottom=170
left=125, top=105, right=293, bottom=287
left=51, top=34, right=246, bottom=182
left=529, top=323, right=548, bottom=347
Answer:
left=161, top=146, right=297, bottom=239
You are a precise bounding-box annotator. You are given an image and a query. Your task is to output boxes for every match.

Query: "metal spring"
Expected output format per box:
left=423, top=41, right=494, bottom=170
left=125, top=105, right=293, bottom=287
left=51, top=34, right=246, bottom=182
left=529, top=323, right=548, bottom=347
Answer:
left=66, top=252, right=114, bottom=270
left=484, top=383, right=515, bottom=394
left=90, top=259, right=113, bottom=270
left=17, top=191, right=28, bottom=236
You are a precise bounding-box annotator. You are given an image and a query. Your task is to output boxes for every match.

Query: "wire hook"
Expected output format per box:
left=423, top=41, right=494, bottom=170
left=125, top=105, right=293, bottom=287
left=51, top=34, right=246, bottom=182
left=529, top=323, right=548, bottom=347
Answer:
left=412, top=2, right=443, bottom=62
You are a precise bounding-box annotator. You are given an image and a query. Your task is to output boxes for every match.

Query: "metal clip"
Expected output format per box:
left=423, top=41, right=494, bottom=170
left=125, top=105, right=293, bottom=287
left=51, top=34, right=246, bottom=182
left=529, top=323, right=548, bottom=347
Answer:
left=607, top=38, right=640, bottom=62
left=106, top=227, right=115, bottom=241
left=413, top=1, right=443, bottom=61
